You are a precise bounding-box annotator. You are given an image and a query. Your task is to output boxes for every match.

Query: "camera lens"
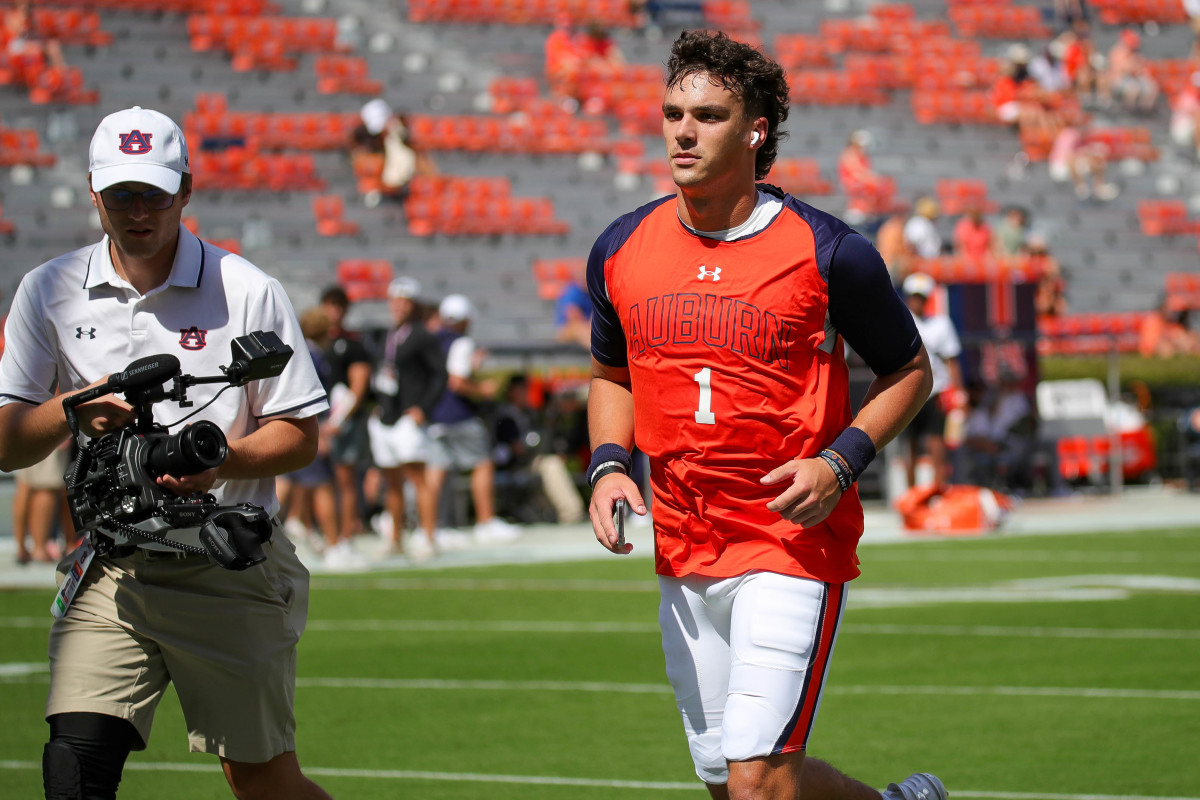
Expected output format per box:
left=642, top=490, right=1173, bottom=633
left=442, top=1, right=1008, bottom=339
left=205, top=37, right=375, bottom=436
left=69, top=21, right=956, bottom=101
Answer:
left=146, top=421, right=228, bottom=478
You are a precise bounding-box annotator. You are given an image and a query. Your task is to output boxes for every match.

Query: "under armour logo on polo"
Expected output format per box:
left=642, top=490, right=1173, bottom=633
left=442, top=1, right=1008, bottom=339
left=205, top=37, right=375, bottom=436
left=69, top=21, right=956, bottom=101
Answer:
left=697, top=265, right=722, bottom=281
left=179, top=327, right=207, bottom=350
left=75, top=327, right=96, bottom=339
left=118, top=130, right=153, bottom=155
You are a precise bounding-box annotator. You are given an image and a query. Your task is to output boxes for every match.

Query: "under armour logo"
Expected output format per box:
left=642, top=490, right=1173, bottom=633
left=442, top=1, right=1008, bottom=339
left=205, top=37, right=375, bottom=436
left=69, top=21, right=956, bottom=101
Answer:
left=75, top=327, right=96, bottom=339
left=179, top=326, right=207, bottom=351
left=118, top=130, right=153, bottom=155
left=697, top=265, right=722, bottom=281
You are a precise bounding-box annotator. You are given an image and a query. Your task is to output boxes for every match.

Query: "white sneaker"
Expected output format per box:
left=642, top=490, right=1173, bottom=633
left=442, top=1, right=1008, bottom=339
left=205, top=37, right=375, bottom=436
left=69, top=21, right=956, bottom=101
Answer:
left=406, top=533, right=437, bottom=562
left=474, top=517, right=521, bottom=543
left=324, top=541, right=367, bottom=571
left=882, top=773, right=947, bottom=800
left=434, top=528, right=473, bottom=551
left=282, top=518, right=309, bottom=540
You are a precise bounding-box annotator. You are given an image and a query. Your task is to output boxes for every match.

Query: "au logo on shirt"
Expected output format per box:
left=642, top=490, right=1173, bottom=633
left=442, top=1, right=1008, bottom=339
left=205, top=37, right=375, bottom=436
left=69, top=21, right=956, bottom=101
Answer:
left=179, top=326, right=207, bottom=350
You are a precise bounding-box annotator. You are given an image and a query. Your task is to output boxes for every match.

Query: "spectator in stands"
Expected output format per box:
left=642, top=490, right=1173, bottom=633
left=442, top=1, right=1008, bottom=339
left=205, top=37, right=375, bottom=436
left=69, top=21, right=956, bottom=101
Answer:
left=992, top=44, right=1064, bottom=136
left=837, top=129, right=894, bottom=224
left=1103, top=29, right=1159, bottom=114
left=10, top=444, right=71, bottom=564
left=1057, top=22, right=1104, bottom=105
left=492, top=373, right=586, bottom=525
left=1027, top=235, right=1068, bottom=318
left=1029, top=42, right=1071, bottom=95
left=952, top=205, right=993, bottom=262
left=900, top=272, right=964, bottom=488
left=349, top=98, right=435, bottom=206
left=544, top=14, right=584, bottom=108
left=318, top=286, right=375, bottom=559
left=1186, top=0, right=1200, bottom=60
left=2, top=0, right=66, bottom=70
left=367, top=276, right=446, bottom=557
left=993, top=205, right=1029, bottom=257
left=424, top=294, right=521, bottom=548
left=903, top=196, right=944, bottom=259
left=1139, top=296, right=1200, bottom=358
left=1169, top=71, right=1200, bottom=159
left=1047, top=123, right=1119, bottom=201
left=960, top=372, right=1037, bottom=491
left=874, top=209, right=912, bottom=286
left=555, top=260, right=593, bottom=349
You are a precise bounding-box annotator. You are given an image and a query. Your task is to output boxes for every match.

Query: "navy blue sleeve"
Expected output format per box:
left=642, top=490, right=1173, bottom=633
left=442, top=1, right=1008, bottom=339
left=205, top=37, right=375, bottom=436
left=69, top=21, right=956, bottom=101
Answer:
left=828, top=233, right=923, bottom=376
left=587, top=219, right=630, bottom=368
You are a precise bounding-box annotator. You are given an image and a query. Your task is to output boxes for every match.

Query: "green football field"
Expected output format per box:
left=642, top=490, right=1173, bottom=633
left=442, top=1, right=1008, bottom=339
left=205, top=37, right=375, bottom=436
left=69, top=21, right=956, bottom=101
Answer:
left=2, top=527, right=1198, bottom=799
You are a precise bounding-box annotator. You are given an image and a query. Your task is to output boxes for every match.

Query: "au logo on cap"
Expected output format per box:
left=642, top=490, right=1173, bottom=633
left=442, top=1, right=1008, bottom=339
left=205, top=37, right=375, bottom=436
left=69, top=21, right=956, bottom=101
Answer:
left=118, top=130, right=153, bottom=155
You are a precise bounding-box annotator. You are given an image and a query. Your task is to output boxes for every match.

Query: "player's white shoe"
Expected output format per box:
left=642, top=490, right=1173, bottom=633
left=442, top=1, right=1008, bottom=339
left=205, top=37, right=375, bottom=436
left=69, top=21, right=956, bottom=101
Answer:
left=882, top=773, right=947, bottom=800
left=474, top=517, right=521, bottom=543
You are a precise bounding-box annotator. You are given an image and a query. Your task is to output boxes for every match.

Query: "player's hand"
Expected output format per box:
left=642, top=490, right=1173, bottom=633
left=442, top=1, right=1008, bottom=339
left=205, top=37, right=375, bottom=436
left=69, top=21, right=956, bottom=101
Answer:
left=760, top=457, right=843, bottom=527
left=158, top=467, right=218, bottom=497
left=588, top=473, right=644, bottom=555
left=70, top=379, right=135, bottom=437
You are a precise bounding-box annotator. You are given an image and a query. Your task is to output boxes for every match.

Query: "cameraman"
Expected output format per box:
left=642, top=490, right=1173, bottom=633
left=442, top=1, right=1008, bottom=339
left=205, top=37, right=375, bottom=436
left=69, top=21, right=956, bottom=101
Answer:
left=0, top=107, right=332, bottom=799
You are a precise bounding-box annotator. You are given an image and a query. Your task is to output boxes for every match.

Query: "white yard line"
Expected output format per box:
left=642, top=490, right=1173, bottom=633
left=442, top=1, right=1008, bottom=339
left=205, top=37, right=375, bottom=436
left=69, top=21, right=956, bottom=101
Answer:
left=0, top=760, right=1194, bottom=798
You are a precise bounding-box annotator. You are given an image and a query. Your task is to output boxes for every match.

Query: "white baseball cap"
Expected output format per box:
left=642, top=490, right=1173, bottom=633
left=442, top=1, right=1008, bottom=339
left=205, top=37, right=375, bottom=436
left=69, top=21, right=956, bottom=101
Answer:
left=439, top=293, right=474, bottom=324
left=903, top=272, right=936, bottom=298
left=360, top=98, right=392, bottom=136
left=89, top=106, right=190, bottom=194
left=388, top=276, right=421, bottom=299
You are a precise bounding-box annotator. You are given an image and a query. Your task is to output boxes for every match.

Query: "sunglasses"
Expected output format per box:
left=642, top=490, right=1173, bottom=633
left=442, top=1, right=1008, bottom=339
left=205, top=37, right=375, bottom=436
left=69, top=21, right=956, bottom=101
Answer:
left=98, top=187, right=176, bottom=211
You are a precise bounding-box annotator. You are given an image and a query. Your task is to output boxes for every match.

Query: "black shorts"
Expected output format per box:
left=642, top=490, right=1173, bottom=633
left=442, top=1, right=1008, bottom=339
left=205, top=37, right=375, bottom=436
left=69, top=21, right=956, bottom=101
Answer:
left=330, top=414, right=371, bottom=467
left=906, top=395, right=947, bottom=440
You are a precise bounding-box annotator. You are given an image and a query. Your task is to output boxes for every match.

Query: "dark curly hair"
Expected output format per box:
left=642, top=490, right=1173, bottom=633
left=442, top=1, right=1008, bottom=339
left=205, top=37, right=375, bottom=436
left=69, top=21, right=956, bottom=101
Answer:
left=666, top=30, right=790, bottom=180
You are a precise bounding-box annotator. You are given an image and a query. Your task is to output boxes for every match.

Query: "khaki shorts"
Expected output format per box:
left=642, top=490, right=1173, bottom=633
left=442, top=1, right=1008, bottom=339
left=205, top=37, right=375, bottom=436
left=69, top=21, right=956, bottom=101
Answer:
left=47, top=531, right=308, bottom=763
left=15, top=447, right=69, bottom=490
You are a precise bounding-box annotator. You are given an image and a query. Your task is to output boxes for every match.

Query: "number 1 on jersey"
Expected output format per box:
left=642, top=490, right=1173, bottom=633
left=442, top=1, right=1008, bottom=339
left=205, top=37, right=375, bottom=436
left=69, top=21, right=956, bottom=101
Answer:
left=693, top=367, right=716, bottom=425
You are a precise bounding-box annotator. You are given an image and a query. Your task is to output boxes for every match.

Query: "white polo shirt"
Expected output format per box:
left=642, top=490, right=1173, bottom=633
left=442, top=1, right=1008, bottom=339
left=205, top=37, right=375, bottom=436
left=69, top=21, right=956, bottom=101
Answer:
left=0, top=226, right=328, bottom=526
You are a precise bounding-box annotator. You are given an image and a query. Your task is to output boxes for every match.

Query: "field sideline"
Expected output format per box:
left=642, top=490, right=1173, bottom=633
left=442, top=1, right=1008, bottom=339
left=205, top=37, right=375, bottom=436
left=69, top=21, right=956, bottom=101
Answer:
left=1, top=523, right=1198, bottom=799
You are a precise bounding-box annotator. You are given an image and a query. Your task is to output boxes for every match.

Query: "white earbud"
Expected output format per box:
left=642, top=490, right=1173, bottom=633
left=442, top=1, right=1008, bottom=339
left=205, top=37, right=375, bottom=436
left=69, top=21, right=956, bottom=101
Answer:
left=750, top=131, right=760, bottom=146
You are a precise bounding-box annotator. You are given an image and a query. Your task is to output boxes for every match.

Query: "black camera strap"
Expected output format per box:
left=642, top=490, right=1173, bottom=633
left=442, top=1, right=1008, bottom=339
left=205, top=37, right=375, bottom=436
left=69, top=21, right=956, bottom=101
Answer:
left=92, top=516, right=208, bottom=557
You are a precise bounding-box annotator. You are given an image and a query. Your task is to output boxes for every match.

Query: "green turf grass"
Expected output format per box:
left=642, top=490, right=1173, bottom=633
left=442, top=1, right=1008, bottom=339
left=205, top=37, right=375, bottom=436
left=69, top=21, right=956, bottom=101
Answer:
left=2, top=527, right=1198, bottom=798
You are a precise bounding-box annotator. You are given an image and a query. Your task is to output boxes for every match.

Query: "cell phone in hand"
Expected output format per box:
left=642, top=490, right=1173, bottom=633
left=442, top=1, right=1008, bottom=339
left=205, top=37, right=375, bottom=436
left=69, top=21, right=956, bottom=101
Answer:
left=612, top=498, right=626, bottom=549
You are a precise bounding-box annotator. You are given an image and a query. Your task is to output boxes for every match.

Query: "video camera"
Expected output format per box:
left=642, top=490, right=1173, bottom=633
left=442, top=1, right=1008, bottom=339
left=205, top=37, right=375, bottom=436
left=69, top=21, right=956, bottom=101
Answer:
left=62, top=331, right=293, bottom=570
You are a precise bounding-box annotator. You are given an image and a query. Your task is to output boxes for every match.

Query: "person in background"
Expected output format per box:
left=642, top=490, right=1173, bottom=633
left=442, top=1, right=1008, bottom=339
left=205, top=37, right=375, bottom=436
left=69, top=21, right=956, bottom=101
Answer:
left=554, top=259, right=594, bottom=350
left=492, top=373, right=586, bottom=525
left=318, top=286, right=375, bottom=564
left=837, top=129, right=894, bottom=224
left=425, top=294, right=521, bottom=547
left=1169, top=71, right=1200, bottom=159
left=993, top=204, right=1029, bottom=257
left=952, top=205, right=993, bottom=262
left=903, top=196, right=944, bottom=260
left=11, top=444, right=71, bottom=564
left=1047, top=123, right=1119, bottom=201
left=960, top=372, right=1036, bottom=492
left=1027, top=235, right=1068, bottom=318
left=900, top=272, right=964, bottom=488
left=349, top=98, right=436, bottom=206
left=367, top=276, right=446, bottom=558
left=873, top=209, right=912, bottom=286
left=280, top=309, right=350, bottom=566
left=1103, top=29, right=1159, bottom=114
left=1139, top=296, right=1200, bottom=358
left=585, top=29, right=942, bottom=800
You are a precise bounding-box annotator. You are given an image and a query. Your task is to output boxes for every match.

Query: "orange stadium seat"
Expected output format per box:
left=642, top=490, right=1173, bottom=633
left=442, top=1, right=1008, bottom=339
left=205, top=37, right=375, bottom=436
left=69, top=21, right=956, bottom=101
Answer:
left=0, top=199, right=14, bottom=235
left=312, top=194, right=360, bottom=237
left=949, top=4, right=1051, bottom=38
left=1138, top=200, right=1200, bottom=236
left=1092, top=0, right=1188, bottom=25
left=1166, top=272, right=1200, bottom=310
left=937, top=178, right=998, bottom=214
left=772, top=34, right=834, bottom=69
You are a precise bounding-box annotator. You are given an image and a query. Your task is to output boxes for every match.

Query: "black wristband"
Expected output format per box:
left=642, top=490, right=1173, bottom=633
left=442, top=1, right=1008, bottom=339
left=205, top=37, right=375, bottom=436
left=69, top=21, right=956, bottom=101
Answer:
left=818, top=451, right=853, bottom=492
left=588, top=462, right=628, bottom=489
left=586, top=443, right=632, bottom=487
left=827, top=427, right=876, bottom=481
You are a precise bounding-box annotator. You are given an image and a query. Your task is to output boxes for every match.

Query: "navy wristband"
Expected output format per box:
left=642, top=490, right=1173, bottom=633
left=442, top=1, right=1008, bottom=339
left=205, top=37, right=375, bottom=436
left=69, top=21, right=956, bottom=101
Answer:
left=827, top=427, right=876, bottom=481
left=586, top=443, right=632, bottom=486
